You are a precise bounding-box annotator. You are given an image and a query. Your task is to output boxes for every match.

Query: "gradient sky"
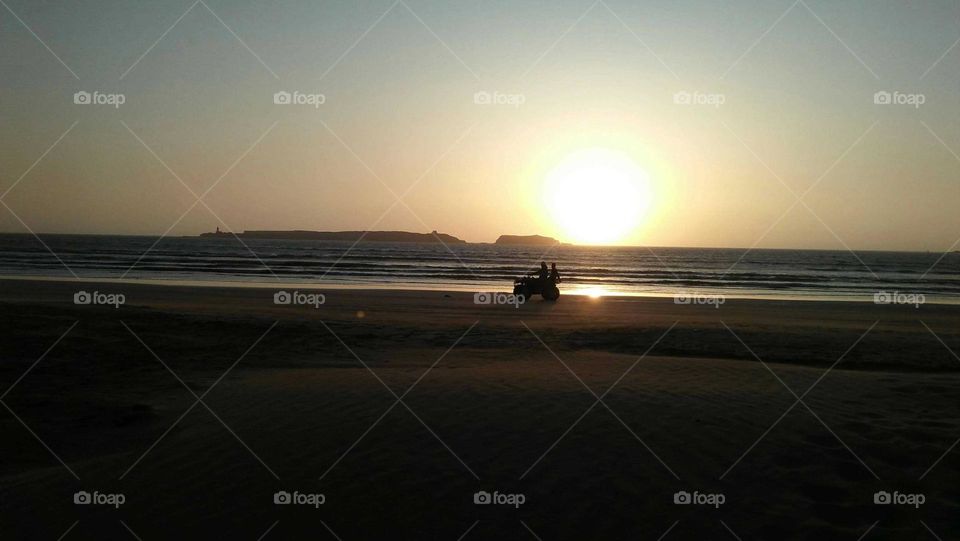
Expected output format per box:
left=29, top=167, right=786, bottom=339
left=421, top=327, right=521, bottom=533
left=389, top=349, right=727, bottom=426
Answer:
left=1, top=0, right=959, bottom=250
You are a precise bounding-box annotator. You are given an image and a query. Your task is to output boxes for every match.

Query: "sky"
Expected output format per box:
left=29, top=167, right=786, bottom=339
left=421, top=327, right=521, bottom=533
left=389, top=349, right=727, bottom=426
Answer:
left=1, top=0, right=959, bottom=250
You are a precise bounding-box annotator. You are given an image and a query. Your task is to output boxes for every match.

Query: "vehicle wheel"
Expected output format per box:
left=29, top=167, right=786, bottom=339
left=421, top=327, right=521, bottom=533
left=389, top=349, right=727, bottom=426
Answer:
left=543, top=285, right=560, bottom=301
left=517, top=286, right=530, bottom=303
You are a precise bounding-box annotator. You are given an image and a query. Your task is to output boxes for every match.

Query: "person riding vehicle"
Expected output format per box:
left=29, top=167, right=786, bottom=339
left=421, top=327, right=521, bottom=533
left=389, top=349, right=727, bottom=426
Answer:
left=514, top=262, right=561, bottom=301
left=535, top=262, right=548, bottom=280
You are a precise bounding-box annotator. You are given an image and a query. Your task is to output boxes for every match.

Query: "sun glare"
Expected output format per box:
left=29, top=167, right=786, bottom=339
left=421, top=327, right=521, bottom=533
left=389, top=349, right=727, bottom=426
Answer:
left=572, top=286, right=610, bottom=298
left=544, top=148, right=652, bottom=245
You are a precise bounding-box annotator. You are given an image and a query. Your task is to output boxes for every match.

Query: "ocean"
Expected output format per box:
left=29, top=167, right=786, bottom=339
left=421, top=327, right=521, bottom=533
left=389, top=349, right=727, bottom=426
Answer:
left=1, top=234, right=958, bottom=303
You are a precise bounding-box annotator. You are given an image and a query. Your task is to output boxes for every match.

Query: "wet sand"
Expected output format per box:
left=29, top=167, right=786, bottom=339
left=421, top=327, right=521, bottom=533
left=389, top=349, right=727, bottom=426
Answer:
left=0, top=279, right=958, bottom=540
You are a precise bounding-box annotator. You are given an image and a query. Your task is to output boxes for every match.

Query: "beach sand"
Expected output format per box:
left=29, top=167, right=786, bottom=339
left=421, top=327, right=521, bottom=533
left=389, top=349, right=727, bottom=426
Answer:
left=0, top=279, right=958, bottom=540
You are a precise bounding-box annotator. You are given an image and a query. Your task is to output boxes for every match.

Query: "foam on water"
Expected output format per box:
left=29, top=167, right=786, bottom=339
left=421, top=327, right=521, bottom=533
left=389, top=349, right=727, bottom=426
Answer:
left=0, top=234, right=957, bottom=303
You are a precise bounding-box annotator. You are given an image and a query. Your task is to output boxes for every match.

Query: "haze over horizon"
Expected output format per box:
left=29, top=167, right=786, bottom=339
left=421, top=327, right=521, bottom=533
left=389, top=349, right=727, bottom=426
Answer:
left=2, top=0, right=960, bottom=250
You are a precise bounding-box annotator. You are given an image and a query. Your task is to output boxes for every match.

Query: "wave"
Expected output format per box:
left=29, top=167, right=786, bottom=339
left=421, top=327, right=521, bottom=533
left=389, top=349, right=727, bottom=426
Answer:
left=0, top=234, right=958, bottom=299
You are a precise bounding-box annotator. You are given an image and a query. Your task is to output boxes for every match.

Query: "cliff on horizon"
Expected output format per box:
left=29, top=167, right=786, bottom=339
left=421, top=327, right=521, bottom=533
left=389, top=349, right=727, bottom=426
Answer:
left=495, top=234, right=560, bottom=246
left=199, top=229, right=466, bottom=244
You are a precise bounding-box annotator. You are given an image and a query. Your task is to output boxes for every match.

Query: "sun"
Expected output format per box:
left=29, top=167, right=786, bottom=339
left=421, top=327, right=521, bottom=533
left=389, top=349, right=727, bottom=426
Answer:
left=543, top=148, right=652, bottom=245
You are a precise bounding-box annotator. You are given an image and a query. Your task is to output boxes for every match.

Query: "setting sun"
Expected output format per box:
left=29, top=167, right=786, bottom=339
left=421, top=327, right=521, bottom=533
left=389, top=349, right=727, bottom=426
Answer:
left=543, top=148, right=653, bottom=245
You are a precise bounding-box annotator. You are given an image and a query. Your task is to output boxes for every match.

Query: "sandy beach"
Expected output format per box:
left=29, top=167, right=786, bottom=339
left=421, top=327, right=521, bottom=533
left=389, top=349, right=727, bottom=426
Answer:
left=0, top=278, right=958, bottom=540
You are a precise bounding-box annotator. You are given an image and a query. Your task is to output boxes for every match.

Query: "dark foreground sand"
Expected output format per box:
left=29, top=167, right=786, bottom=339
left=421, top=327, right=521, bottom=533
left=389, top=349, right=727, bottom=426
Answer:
left=0, top=279, right=958, bottom=540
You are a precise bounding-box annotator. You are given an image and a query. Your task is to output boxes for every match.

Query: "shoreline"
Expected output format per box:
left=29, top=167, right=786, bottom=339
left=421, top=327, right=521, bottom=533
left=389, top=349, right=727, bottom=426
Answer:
left=1, top=274, right=956, bottom=306
left=2, top=276, right=958, bottom=372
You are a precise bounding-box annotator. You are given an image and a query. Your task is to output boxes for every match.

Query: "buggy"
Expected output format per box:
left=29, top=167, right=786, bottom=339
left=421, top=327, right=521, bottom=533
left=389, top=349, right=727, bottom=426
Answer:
left=513, top=274, right=560, bottom=301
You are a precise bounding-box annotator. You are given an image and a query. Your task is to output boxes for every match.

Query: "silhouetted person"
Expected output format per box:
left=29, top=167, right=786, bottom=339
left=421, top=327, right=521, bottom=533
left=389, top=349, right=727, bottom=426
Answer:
left=550, top=263, right=561, bottom=284
left=535, top=262, right=548, bottom=281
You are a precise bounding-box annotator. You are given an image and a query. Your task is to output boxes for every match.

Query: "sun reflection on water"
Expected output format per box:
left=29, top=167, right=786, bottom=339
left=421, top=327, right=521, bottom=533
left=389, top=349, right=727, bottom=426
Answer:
left=570, top=286, right=610, bottom=299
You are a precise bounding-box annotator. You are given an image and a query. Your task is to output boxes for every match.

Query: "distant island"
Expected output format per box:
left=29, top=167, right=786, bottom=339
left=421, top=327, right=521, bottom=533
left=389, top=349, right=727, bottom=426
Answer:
left=495, top=234, right=561, bottom=246
left=198, top=228, right=566, bottom=245
left=199, top=228, right=466, bottom=244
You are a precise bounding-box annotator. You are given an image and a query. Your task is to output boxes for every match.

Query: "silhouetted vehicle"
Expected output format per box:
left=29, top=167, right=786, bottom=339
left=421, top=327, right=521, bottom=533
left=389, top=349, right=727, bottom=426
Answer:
left=513, top=274, right=560, bottom=301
